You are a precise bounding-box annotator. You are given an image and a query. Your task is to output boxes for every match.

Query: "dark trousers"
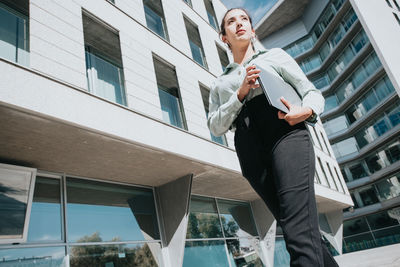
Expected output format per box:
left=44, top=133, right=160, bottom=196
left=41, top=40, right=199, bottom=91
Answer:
left=234, top=95, right=339, bottom=267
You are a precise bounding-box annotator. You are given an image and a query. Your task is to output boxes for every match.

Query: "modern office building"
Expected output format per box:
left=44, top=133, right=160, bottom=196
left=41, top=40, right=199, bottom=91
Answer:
left=0, top=0, right=351, bottom=266
left=256, top=0, right=400, bottom=259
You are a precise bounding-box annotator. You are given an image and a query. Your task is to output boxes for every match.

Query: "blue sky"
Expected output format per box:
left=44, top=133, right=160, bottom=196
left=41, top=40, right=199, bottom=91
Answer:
left=220, top=0, right=278, bottom=26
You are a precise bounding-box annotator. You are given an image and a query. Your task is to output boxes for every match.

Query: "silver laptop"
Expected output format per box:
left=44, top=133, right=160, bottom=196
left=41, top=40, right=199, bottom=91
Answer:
left=253, top=63, right=302, bottom=114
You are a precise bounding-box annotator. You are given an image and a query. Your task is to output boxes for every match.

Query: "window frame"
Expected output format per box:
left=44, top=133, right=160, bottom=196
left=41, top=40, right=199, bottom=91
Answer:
left=0, top=163, right=37, bottom=244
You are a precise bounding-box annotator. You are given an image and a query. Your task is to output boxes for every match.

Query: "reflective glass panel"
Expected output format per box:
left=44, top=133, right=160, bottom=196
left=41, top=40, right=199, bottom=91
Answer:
left=366, top=210, right=399, bottom=230
left=373, top=226, right=400, bottom=247
left=186, top=196, right=222, bottom=239
left=144, top=4, right=166, bottom=39
left=343, top=232, right=375, bottom=253
left=343, top=217, right=369, bottom=236
left=226, top=239, right=265, bottom=267
left=358, top=186, right=379, bottom=206
left=66, top=178, right=159, bottom=242
left=27, top=177, right=62, bottom=242
left=85, top=51, right=126, bottom=105
left=349, top=163, right=367, bottom=180
left=0, top=246, right=66, bottom=267
left=183, top=240, right=229, bottom=267
left=69, top=243, right=161, bottom=267
left=217, top=199, right=258, bottom=238
left=158, top=86, right=185, bottom=128
left=0, top=5, right=29, bottom=65
left=375, top=174, right=400, bottom=201
left=0, top=167, right=33, bottom=241
left=274, top=237, right=290, bottom=267
left=324, top=95, right=337, bottom=112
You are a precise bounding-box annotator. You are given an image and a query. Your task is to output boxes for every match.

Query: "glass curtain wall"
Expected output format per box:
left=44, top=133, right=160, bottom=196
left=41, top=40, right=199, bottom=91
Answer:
left=0, top=175, right=162, bottom=267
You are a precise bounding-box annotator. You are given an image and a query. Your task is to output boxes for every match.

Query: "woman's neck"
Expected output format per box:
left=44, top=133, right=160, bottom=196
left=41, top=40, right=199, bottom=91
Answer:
left=232, top=44, right=255, bottom=66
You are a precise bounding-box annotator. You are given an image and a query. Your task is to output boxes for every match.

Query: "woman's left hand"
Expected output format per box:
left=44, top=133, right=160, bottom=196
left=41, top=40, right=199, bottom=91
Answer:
left=277, top=97, right=313, bottom=126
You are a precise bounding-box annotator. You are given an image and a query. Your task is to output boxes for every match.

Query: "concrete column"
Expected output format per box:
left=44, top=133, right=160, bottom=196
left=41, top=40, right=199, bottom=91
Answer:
left=251, top=198, right=276, bottom=267
left=155, top=174, right=193, bottom=267
left=324, top=209, right=344, bottom=255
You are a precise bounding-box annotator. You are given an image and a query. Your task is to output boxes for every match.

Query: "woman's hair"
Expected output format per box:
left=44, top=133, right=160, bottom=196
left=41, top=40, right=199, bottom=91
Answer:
left=219, top=8, right=257, bottom=52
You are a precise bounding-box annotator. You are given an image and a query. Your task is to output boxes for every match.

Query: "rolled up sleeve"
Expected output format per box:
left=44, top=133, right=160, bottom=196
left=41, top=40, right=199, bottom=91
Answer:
left=207, top=81, right=244, bottom=136
left=272, top=48, right=325, bottom=124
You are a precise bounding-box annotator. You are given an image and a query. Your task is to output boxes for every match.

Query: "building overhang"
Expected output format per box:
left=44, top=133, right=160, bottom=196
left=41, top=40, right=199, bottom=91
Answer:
left=255, top=0, right=310, bottom=39
left=0, top=59, right=352, bottom=208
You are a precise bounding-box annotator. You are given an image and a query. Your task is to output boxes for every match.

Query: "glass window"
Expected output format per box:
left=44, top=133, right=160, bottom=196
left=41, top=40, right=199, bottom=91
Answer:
left=183, top=240, right=230, bottom=267
left=274, top=237, right=290, bottom=266
left=200, top=85, right=227, bottom=146
left=0, top=246, right=66, bottom=267
left=336, top=80, right=355, bottom=103
left=184, top=17, right=207, bottom=68
left=362, top=90, right=379, bottom=112
left=226, top=239, right=265, bottom=267
left=332, top=137, right=358, bottom=158
left=350, top=193, right=359, bottom=208
left=374, top=79, right=393, bottom=101
left=153, top=56, right=187, bottom=129
left=83, top=13, right=126, bottom=105
left=0, top=3, right=29, bottom=66
left=216, top=45, right=229, bottom=72
left=186, top=196, right=223, bottom=239
left=342, top=9, right=357, bottom=31
left=358, top=186, right=379, bottom=206
left=312, top=74, right=330, bottom=89
left=366, top=152, right=389, bottom=173
left=352, top=66, right=367, bottom=89
left=217, top=199, right=258, bottom=238
left=329, top=25, right=345, bottom=47
left=204, top=0, right=219, bottom=31
left=373, top=225, right=400, bottom=247
left=375, top=174, right=400, bottom=201
left=324, top=95, right=338, bottom=112
left=364, top=52, right=380, bottom=75
left=66, top=177, right=160, bottom=243
left=70, top=243, right=161, bottom=267
left=143, top=0, right=169, bottom=40
left=343, top=217, right=370, bottom=236
left=85, top=50, right=126, bottom=105
left=366, top=210, right=399, bottom=230
left=319, top=42, right=331, bottom=61
left=387, top=103, right=400, bottom=127
left=324, top=116, right=348, bottom=136
left=351, top=30, right=368, bottom=53
left=0, top=164, right=36, bottom=244
left=349, top=163, right=368, bottom=180
left=343, top=232, right=376, bottom=253
left=27, top=177, right=62, bottom=242
left=385, top=141, right=400, bottom=164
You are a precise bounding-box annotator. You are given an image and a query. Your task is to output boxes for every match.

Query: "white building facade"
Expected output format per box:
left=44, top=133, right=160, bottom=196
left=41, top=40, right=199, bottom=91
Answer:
left=0, top=0, right=351, bottom=266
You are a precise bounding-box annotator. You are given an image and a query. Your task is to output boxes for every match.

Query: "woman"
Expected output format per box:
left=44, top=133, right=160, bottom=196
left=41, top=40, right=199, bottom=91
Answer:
left=207, top=8, right=339, bottom=267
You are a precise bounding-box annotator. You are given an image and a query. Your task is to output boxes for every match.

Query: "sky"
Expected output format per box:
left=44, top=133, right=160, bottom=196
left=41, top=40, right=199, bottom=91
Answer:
left=220, top=0, right=278, bottom=26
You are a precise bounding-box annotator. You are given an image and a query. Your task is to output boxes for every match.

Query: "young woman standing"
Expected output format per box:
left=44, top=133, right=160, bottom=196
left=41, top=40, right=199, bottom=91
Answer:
left=207, top=8, right=339, bottom=267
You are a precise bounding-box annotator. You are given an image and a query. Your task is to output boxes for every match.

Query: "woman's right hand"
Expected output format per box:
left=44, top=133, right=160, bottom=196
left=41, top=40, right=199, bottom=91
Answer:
left=237, top=65, right=261, bottom=102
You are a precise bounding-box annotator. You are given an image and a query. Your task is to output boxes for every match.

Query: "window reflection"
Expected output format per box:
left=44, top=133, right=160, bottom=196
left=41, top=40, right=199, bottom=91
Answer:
left=217, top=199, right=258, bottom=238
left=69, top=243, right=161, bottom=267
left=28, top=177, right=62, bottom=242
left=226, top=239, right=265, bottom=267
left=186, top=196, right=222, bottom=239
left=183, top=240, right=229, bottom=267
left=66, top=178, right=159, bottom=243
left=0, top=246, right=66, bottom=267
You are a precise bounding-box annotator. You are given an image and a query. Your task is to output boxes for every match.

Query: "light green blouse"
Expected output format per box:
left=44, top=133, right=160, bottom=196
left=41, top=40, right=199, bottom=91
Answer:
left=207, top=48, right=325, bottom=137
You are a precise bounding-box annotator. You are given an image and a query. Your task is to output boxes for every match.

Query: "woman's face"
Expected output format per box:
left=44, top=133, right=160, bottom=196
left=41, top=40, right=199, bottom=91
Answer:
left=222, top=9, right=255, bottom=49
